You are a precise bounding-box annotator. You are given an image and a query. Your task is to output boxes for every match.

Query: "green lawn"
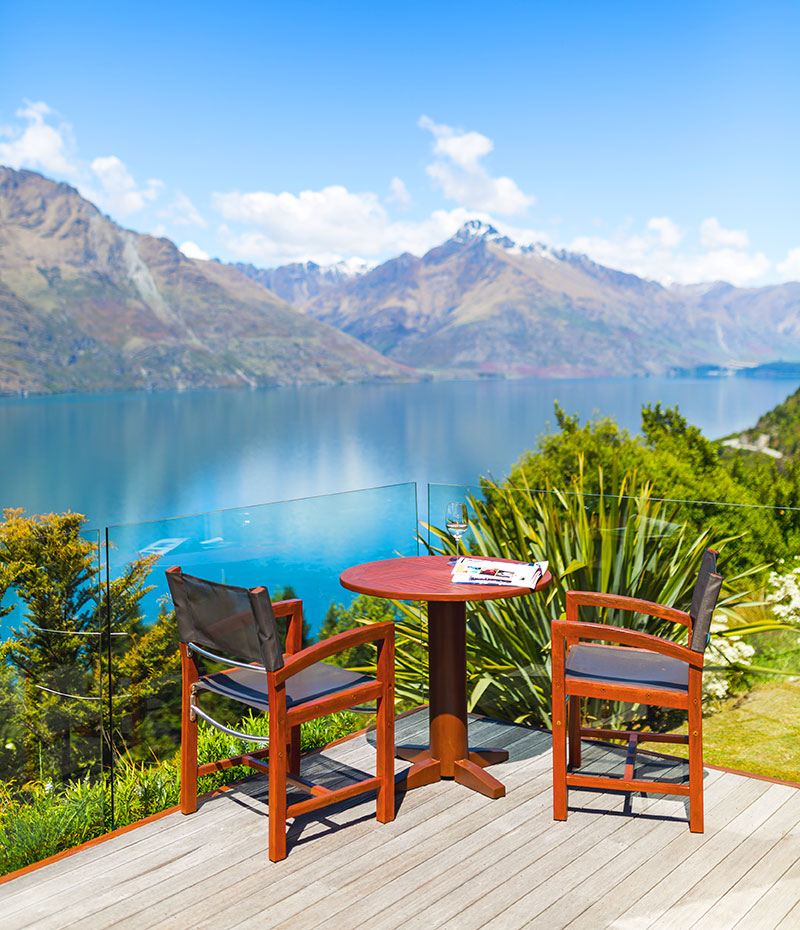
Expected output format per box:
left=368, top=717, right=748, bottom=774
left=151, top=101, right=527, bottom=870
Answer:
left=666, top=680, right=800, bottom=783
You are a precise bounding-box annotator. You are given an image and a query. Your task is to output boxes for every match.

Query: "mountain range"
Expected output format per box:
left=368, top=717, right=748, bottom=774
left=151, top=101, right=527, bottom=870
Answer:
left=0, top=168, right=414, bottom=394
left=236, top=221, right=800, bottom=380
left=1, top=166, right=799, bottom=395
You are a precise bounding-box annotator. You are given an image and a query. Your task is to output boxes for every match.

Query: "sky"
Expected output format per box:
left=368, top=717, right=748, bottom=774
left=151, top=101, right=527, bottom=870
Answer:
left=1, top=0, right=799, bottom=286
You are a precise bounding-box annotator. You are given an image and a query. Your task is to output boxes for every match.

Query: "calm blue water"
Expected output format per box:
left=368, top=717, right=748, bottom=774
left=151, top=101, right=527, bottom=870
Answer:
left=3, top=377, right=796, bottom=529
left=2, top=376, right=797, bottom=633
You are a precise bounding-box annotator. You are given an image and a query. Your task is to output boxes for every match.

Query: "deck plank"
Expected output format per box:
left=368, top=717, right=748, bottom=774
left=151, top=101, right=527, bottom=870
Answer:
left=1, top=712, right=798, bottom=930
left=88, top=717, right=550, bottom=930
left=689, top=816, right=800, bottom=930
left=2, top=736, right=380, bottom=928
left=657, top=789, right=800, bottom=930
left=542, top=775, right=778, bottom=930
left=604, top=782, right=796, bottom=930
left=729, top=857, right=800, bottom=930
left=362, top=741, right=661, bottom=930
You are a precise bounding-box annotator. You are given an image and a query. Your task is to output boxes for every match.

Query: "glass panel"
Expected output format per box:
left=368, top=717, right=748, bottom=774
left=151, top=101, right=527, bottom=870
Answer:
left=427, top=482, right=800, bottom=779
left=103, top=483, right=419, bottom=827
left=0, top=519, right=105, bottom=877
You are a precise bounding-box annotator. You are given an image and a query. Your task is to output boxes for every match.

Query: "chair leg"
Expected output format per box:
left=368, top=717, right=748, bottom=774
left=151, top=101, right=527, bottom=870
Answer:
left=376, top=635, right=395, bottom=823
left=568, top=695, right=582, bottom=768
left=180, top=647, right=198, bottom=815
left=552, top=673, right=568, bottom=821
left=688, top=694, right=704, bottom=833
left=180, top=708, right=198, bottom=814
left=268, top=684, right=288, bottom=862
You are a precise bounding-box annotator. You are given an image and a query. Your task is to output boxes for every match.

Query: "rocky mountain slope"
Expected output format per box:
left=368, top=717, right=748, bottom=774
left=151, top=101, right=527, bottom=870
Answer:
left=232, top=258, right=370, bottom=307
left=0, top=168, right=414, bottom=395
left=247, top=221, right=800, bottom=379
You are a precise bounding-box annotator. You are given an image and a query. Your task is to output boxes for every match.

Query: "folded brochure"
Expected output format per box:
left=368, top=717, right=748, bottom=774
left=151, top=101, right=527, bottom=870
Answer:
left=451, top=557, right=547, bottom=587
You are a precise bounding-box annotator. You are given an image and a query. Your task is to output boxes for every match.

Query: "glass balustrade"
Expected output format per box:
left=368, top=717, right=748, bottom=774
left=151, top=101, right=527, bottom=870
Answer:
left=427, top=481, right=800, bottom=768
left=2, top=479, right=798, bottom=876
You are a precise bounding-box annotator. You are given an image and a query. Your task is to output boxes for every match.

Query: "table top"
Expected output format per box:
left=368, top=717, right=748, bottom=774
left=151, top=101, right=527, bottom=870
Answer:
left=340, top=554, right=552, bottom=602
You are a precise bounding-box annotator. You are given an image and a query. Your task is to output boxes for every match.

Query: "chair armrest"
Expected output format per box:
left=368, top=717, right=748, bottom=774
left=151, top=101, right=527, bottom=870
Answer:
left=552, top=618, right=703, bottom=667
left=565, top=590, right=691, bottom=628
left=272, top=622, right=394, bottom=685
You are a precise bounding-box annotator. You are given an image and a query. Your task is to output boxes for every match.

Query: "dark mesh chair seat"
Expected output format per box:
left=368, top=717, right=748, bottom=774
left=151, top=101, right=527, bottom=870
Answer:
left=565, top=643, right=689, bottom=693
left=551, top=548, right=723, bottom=834
left=196, top=662, right=375, bottom=713
left=166, top=567, right=395, bottom=862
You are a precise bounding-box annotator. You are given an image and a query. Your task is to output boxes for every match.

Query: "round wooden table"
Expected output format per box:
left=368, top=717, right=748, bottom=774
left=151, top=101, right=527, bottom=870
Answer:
left=340, top=554, right=552, bottom=799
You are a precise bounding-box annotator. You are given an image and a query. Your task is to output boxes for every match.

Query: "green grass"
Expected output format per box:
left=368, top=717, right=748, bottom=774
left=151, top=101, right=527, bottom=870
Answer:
left=666, top=680, right=800, bottom=783
left=0, top=710, right=363, bottom=877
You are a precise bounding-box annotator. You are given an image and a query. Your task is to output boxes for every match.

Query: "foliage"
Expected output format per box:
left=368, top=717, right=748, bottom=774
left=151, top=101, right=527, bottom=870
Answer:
left=273, top=584, right=314, bottom=648
left=0, top=710, right=362, bottom=877
left=463, top=473, right=755, bottom=726
left=0, top=775, right=104, bottom=876
left=344, top=467, right=751, bottom=727
left=320, top=594, right=401, bottom=669
left=506, top=403, right=795, bottom=573
left=0, top=509, right=157, bottom=782
left=733, top=382, right=800, bottom=457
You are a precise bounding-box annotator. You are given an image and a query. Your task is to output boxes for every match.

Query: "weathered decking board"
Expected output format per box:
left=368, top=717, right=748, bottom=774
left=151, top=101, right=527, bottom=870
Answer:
left=2, top=711, right=799, bottom=930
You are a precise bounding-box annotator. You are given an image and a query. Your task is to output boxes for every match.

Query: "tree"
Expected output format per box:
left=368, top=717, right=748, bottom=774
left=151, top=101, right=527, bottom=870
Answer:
left=503, top=403, right=789, bottom=573
left=0, top=509, right=156, bottom=782
left=319, top=595, right=400, bottom=668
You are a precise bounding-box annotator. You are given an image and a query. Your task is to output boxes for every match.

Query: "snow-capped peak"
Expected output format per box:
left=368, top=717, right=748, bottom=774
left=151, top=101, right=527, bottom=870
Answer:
left=454, top=219, right=502, bottom=241
left=452, top=221, right=558, bottom=262
left=303, top=257, right=374, bottom=280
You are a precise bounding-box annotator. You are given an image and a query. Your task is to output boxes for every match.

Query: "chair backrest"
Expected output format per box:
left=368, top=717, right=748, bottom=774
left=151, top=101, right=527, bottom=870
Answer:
left=688, top=548, right=724, bottom=652
left=165, top=568, right=284, bottom=671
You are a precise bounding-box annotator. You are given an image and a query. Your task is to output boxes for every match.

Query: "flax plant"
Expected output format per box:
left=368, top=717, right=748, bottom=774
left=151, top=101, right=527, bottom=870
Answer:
left=355, top=465, right=755, bottom=729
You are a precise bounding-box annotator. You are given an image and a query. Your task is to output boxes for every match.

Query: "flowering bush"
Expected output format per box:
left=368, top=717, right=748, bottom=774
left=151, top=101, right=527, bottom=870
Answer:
left=704, top=623, right=755, bottom=699
left=766, top=559, right=800, bottom=635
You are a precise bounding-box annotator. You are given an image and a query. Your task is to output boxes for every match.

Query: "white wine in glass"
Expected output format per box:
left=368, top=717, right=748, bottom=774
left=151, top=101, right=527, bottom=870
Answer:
left=445, top=501, right=469, bottom=556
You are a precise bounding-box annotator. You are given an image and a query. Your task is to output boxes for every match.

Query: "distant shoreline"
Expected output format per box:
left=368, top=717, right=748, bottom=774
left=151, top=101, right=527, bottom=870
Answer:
left=3, top=362, right=800, bottom=400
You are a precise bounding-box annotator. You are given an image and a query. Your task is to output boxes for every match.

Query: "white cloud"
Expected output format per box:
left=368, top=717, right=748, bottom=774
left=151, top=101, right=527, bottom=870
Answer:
left=700, top=217, right=750, bottom=250
left=88, top=156, right=162, bottom=217
left=215, top=190, right=551, bottom=266
left=214, top=198, right=468, bottom=266
left=0, top=100, right=78, bottom=176
left=0, top=100, right=165, bottom=220
left=418, top=115, right=533, bottom=216
left=179, top=241, right=210, bottom=260
left=668, top=249, right=770, bottom=286
left=158, top=191, right=207, bottom=228
left=647, top=216, right=682, bottom=248
left=777, top=248, right=800, bottom=281
left=214, top=184, right=390, bottom=262
left=387, top=177, right=411, bottom=208
left=571, top=216, right=770, bottom=286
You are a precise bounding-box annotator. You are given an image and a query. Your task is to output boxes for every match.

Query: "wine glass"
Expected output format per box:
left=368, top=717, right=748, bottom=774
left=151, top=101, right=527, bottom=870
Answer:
left=445, top=501, right=469, bottom=557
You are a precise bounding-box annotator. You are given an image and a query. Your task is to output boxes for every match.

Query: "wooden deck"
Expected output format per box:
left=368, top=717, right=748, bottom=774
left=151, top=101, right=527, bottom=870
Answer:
left=3, top=710, right=800, bottom=929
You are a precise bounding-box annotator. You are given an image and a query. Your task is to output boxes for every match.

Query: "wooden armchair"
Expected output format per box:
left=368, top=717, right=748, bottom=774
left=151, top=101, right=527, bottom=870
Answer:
left=166, top=567, right=395, bottom=861
left=551, top=549, right=723, bottom=832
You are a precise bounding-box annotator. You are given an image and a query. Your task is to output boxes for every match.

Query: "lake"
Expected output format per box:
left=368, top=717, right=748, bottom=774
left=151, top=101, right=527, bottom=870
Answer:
left=2, top=376, right=797, bottom=634
left=3, top=377, right=796, bottom=529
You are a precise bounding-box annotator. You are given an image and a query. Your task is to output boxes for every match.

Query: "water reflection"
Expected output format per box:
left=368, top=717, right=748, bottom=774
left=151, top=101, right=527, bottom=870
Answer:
left=1, top=377, right=797, bottom=530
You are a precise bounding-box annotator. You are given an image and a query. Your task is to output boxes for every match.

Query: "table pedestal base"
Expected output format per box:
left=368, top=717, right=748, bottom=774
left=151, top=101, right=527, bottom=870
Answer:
left=396, top=748, right=508, bottom=798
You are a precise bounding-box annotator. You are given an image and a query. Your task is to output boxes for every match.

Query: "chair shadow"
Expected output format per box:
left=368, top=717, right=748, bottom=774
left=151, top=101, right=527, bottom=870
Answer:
left=208, top=751, right=413, bottom=854
left=565, top=739, right=707, bottom=825
left=365, top=709, right=553, bottom=764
